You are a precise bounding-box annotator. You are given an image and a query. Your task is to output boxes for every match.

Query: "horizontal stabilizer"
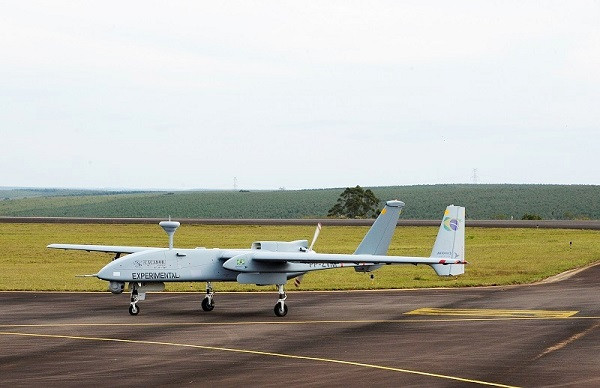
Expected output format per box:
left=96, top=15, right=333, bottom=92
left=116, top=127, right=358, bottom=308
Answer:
left=251, top=251, right=465, bottom=266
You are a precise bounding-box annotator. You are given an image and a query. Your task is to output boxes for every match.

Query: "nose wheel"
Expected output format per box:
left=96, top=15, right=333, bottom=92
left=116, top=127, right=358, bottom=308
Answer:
left=274, top=284, right=288, bottom=317
left=129, top=303, right=140, bottom=315
left=129, top=287, right=140, bottom=315
left=128, top=283, right=146, bottom=316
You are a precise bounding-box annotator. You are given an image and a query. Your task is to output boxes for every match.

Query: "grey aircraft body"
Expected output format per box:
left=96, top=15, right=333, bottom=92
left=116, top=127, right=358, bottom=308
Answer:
left=48, top=200, right=466, bottom=316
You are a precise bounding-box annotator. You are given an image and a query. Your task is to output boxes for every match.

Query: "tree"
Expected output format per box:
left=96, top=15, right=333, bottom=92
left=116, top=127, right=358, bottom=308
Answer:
left=327, top=186, right=381, bottom=218
left=521, top=213, right=542, bottom=220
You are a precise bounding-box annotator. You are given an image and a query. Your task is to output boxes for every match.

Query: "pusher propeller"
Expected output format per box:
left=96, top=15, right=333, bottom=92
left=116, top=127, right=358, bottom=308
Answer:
left=294, top=223, right=322, bottom=287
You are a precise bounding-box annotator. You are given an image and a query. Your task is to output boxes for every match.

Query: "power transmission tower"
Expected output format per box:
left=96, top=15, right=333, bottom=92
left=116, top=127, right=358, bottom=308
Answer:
left=471, top=169, right=479, bottom=184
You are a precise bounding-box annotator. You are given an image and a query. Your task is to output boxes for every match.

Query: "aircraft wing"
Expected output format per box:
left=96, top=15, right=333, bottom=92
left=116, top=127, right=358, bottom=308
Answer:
left=47, top=244, right=156, bottom=254
left=249, top=251, right=465, bottom=265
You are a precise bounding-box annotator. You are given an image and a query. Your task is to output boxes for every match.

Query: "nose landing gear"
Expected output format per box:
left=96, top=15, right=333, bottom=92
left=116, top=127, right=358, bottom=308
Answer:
left=129, top=285, right=141, bottom=316
left=127, top=282, right=151, bottom=316
left=274, top=284, right=288, bottom=317
left=201, top=282, right=215, bottom=311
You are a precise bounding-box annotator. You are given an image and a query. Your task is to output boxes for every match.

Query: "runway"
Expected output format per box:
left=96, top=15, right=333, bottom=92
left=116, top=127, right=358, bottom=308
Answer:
left=2, top=264, right=600, bottom=387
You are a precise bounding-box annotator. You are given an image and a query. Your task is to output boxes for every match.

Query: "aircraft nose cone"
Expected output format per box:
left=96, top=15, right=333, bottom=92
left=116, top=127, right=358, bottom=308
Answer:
left=97, top=261, right=121, bottom=281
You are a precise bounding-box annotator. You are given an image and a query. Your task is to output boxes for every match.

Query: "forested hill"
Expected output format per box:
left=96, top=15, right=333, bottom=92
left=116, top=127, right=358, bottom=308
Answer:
left=1, top=185, right=599, bottom=220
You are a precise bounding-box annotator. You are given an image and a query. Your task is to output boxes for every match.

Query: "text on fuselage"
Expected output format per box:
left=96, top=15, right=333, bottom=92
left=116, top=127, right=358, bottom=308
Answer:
left=132, top=272, right=180, bottom=280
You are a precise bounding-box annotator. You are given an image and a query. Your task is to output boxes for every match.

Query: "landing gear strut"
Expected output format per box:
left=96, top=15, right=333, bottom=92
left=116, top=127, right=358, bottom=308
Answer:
left=129, top=283, right=141, bottom=316
left=273, top=284, right=288, bottom=317
left=125, top=282, right=160, bottom=315
left=201, top=282, right=215, bottom=311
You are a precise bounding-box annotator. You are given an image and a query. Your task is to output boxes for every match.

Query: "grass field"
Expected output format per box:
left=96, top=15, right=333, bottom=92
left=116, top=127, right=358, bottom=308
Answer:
left=3, top=184, right=600, bottom=219
left=2, top=223, right=600, bottom=292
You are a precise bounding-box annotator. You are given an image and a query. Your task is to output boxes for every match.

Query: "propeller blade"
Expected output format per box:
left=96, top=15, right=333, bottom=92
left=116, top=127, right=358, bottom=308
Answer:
left=308, top=223, right=322, bottom=251
left=297, top=223, right=322, bottom=288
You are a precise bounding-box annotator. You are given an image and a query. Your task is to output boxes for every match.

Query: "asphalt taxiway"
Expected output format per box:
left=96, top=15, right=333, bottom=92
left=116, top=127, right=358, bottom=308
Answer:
left=2, top=264, right=600, bottom=387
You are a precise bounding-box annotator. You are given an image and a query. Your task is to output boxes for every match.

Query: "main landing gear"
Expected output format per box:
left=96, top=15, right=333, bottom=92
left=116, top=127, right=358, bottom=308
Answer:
left=201, top=282, right=215, bottom=311
left=274, top=284, right=288, bottom=317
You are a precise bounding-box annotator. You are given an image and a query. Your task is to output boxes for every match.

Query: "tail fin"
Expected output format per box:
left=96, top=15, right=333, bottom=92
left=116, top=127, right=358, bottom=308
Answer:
left=354, top=200, right=404, bottom=272
left=430, top=205, right=466, bottom=276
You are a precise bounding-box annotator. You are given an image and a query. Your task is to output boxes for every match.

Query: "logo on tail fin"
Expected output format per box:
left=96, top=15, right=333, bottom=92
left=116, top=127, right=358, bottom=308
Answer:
left=443, top=217, right=459, bottom=231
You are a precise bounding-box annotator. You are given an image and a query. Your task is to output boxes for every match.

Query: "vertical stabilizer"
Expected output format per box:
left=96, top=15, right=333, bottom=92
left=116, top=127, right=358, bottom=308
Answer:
left=354, top=200, right=405, bottom=255
left=353, top=200, right=404, bottom=273
left=430, top=205, right=466, bottom=276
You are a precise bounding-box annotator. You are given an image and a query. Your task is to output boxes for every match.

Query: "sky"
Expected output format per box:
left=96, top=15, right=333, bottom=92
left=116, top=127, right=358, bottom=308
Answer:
left=1, top=1, right=599, bottom=190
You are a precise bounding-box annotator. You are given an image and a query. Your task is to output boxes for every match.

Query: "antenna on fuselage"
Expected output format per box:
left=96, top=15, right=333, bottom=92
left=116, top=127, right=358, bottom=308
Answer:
left=159, top=217, right=180, bottom=249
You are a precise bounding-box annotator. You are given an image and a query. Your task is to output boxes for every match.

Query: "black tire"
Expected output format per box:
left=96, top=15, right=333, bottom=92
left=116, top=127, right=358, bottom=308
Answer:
left=129, top=304, right=139, bottom=316
left=201, top=297, right=215, bottom=312
left=274, top=303, right=288, bottom=317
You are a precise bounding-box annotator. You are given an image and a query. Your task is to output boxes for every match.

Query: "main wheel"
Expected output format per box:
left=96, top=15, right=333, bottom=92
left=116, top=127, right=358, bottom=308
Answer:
left=274, top=303, right=288, bottom=317
left=201, top=297, right=215, bottom=312
left=129, top=304, right=139, bottom=316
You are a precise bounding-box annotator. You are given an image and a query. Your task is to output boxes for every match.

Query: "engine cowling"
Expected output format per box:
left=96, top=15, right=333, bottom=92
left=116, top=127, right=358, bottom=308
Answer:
left=251, top=240, right=308, bottom=252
